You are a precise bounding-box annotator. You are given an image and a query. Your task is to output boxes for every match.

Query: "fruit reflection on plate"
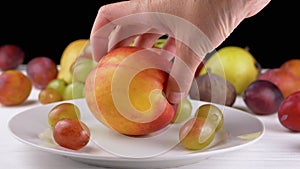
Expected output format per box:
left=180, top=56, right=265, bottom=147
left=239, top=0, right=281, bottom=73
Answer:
left=8, top=98, right=264, bottom=169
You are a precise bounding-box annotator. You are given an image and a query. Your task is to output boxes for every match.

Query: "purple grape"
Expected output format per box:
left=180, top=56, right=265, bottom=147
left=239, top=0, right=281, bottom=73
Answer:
left=242, top=80, right=284, bottom=115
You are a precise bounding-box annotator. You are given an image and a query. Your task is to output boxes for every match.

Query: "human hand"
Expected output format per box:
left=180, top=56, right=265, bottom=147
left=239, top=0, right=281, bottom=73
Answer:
left=90, top=0, right=271, bottom=104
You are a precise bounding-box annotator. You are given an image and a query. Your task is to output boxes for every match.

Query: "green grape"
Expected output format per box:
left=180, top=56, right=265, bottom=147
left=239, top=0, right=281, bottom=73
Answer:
left=48, top=102, right=81, bottom=128
left=195, top=104, right=224, bottom=132
left=72, top=56, right=97, bottom=83
left=63, top=81, right=85, bottom=100
left=172, top=97, right=193, bottom=123
left=179, top=117, right=216, bottom=150
left=153, top=38, right=167, bottom=48
left=38, top=88, right=63, bottom=104
left=46, top=78, right=68, bottom=95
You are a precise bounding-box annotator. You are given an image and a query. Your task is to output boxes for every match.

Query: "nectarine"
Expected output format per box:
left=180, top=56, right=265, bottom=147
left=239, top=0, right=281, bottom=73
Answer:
left=280, top=59, right=300, bottom=78
left=84, top=46, right=175, bottom=136
left=0, top=70, right=32, bottom=106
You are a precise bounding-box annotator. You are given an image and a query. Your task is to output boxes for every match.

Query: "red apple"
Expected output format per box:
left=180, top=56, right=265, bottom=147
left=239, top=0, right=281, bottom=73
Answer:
left=278, top=91, right=300, bottom=131
left=0, top=44, right=25, bottom=71
left=84, top=46, right=175, bottom=136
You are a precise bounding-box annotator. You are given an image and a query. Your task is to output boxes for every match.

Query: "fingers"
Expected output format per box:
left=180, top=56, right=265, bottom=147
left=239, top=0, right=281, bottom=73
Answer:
left=245, top=0, right=271, bottom=18
left=165, top=41, right=202, bottom=104
left=133, top=33, right=164, bottom=48
left=90, top=1, right=137, bottom=61
left=108, top=26, right=161, bottom=50
left=107, top=25, right=139, bottom=50
left=162, top=37, right=176, bottom=55
left=109, top=36, right=137, bottom=50
left=90, top=2, right=203, bottom=106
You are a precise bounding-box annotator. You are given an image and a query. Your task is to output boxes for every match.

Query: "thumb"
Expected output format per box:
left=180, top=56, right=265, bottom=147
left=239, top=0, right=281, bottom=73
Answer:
left=165, top=41, right=202, bottom=104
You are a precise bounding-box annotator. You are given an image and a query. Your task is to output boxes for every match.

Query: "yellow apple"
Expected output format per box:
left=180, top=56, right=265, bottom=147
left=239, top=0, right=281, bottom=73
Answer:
left=84, top=46, right=175, bottom=136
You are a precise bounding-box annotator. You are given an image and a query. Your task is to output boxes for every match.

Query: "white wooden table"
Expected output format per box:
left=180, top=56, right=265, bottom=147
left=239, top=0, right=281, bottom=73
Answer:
left=1, top=70, right=300, bottom=169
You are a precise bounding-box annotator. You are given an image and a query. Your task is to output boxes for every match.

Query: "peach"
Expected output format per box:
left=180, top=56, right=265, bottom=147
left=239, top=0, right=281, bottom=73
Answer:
left=84, top=46, right=175, bottom=136
left=0, top=70, right=32, bottom=106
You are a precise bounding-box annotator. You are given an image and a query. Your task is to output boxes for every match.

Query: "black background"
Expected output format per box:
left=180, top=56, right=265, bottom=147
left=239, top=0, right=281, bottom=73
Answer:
left=0, top=1, right=299, bottom=68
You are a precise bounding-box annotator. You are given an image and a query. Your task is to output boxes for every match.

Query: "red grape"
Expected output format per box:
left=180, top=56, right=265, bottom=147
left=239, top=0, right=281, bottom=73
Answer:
left=242, top=80, right=284, bottom=115
left=26, top=56, right=58, bottom=89
left=278, top=91, right=300, bottom=131
left=53, top=119, right=90, bottom=150
left=0, top=44, right=25, bottom=71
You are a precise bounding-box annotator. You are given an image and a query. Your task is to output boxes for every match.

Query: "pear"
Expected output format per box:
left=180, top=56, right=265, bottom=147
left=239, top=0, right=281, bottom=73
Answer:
left=199, top=46, right=260, bottom=95
left=57, top=39, right=89, bottom=84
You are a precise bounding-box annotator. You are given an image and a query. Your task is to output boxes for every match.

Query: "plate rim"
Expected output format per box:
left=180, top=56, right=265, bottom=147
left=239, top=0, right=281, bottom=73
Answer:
left=7, top=98, right=265, bottom=167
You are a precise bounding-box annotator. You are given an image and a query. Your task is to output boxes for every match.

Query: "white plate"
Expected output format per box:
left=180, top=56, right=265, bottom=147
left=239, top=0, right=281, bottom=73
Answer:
left=8, top=98, right=264, bottom=169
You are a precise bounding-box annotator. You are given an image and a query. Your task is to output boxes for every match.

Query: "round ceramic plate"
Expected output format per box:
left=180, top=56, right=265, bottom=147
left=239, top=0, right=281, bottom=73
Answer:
left=8, top=98, right=264, bottom=169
